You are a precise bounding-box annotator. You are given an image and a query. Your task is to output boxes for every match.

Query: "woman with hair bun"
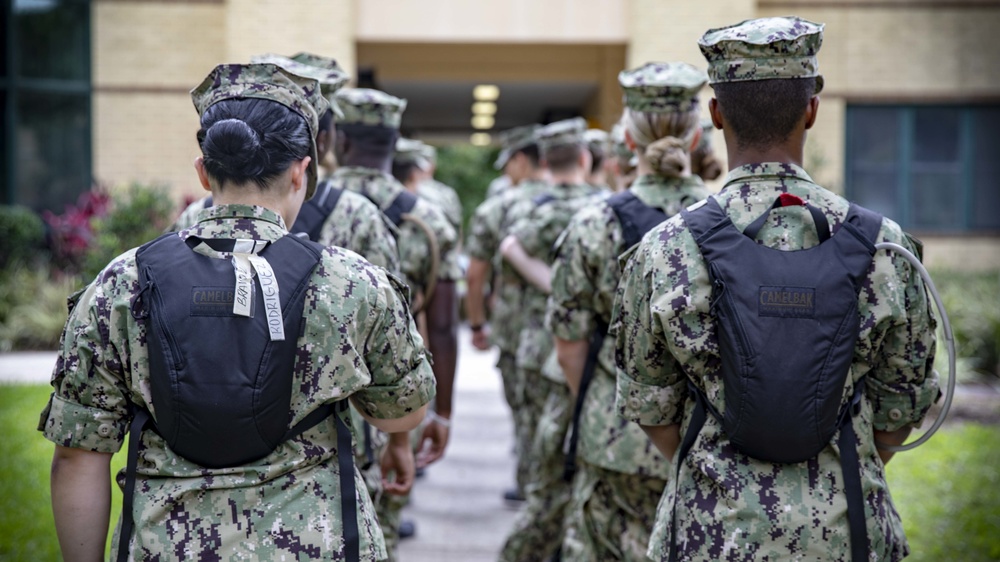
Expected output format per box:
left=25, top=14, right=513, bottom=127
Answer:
left=40, top=63, right=434, bottom=562
left=545, top=62, right=711, bottom=562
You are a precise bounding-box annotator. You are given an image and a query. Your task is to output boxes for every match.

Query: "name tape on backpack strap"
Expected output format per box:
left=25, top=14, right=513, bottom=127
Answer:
left=247, top=254, right=284, bottom=341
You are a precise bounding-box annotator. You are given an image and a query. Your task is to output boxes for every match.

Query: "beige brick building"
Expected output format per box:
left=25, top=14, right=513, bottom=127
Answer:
left=4, top=0, right=998, bottom=267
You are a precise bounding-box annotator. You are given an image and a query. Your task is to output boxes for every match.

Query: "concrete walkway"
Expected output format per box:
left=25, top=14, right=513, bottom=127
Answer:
left=0, top=327, right=520, bottom=561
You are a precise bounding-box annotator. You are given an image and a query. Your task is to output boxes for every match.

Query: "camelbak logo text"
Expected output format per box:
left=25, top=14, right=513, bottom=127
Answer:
left=191, top=286, right=238, bottom=317
left=758, top=286, right=815, bottom=318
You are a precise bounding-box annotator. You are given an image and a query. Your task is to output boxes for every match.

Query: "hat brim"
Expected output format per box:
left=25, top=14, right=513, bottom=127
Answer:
left=494, top=149, right=511, bottom=170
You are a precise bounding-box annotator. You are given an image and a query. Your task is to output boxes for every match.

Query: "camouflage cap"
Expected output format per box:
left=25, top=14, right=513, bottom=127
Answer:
left=698, top=16, right=825, bottom=93
left=610, top=122, right=633, bottom=161
left=536, top=117, right=588, bottom=152
left=584, top=128, right=609, bottom=148
left=334, top=88, right=407, bottom=129
left=494, top=124, right=540, bottom=169
left=418, top=142, right=437, bottom=164
left=190, top=63, right=328, bottom=198
left=394, top=138, right=431, bottom=169
left=618, top=62, right=707, bottom=113
left=289, top=52, right=352, bottom=117
left=250, top=53, right=349, bottom=119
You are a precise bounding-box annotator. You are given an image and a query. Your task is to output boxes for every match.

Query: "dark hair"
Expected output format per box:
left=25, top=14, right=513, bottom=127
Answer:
left=544, top=143, right=585, bottom=173
left=587, top=143, right=605, bottom=174
left=512, top=143, right=541, bottom=167
left=338, top=123, right=399, bottom=158
left=197, top=98, right=312, bottom=190
left=318, top=108, right=334, bottom=134
left=713, top=78, right=816, bottom=150
left=392, top=159, right=420, bottom=185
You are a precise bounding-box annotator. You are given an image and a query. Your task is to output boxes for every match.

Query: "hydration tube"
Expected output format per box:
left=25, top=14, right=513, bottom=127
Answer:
left=874, top=242, right=956, bottom=452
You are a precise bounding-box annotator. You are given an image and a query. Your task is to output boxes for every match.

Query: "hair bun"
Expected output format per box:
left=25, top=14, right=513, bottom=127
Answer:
left=202, top=118, right=266, bottom=180
left=644, top=135, right=689, bottom=178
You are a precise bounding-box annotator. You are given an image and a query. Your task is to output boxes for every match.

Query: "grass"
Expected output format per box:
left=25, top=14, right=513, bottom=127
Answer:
left=1, top=382, right=998, bottom=560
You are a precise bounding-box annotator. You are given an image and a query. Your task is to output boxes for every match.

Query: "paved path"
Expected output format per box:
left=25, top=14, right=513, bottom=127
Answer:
left=0, top=327, right=520, bottom=561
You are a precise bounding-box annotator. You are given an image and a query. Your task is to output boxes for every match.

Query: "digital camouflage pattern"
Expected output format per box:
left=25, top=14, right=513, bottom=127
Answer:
left=39, top=204, right=436, bottom=561
left=613, top=163, right=940, bottom=561
left=394, top=137, right=430, bottom=166
left=536, top=117, right=588, bottom=153
left=335, top=88, right=407, bottom=129
left=548, top=173, right=709, bottom=477
left=499, top=379, right=573, bottom=562
left=252, top=52, right=350, bottom=118
left=619, top=62, right=708, bottom=113
left=562, top=462, right=667, bottom=562
left=328, top=166, right=457, bottom=294
left=417, top=179, right=465, bottom=282
left=698, top=16, right=825, bottom=92
left=190, top=63, right=328, bottom=198
left=494, top=124, right=541, bottom=169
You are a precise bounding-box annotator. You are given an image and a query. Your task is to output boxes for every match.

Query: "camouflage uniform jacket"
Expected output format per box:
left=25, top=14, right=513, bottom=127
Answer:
left=169, top=191, right=401, bottom=274
left=547, top=173, right=709, bottom=477
left=507, top=181, right=604, bottom=376
left=466, top=179, right=549, bottom=353
left=417, top=179, right=464, bottom=282
left=331, top=166, right=457, bottom=292
left=613, top=163, right=940, bottom=562
left=39, top=204, right=436, bottom=561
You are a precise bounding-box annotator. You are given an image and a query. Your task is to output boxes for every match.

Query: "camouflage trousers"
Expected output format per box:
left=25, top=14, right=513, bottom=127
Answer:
left=498, top=350, right=530, bottom=493
left=499, top=377, right=573, bottom=562
left=563, top=461, right=667, bottom=562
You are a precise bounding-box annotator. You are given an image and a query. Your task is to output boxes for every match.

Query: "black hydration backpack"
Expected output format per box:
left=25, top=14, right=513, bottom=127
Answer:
left=291, top=180, right=346, bottom=241
left=119, top=233, right=360, bottom=562
left=668, top=194, right=883, bottom=562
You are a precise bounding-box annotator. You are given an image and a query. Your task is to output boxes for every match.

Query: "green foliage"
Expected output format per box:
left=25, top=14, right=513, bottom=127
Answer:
left=0, top=384, right=127, bottom=561
left=0, top=205, right=46, bottom=268
left=932, top=269, right=1000, bottom=378
left=0, top=267, right=82, bottom=352
left=83, top=184, right=176, bottom=281
left=886, top=423, right=1000, bottom=561
left=433, top=144, right=502, bottom=233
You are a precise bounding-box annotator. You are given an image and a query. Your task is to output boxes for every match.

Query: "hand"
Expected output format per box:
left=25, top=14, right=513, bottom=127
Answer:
left=416, top=414, right=450, bottom=468
left=381, top=433, right=416, bottom=496
left=471, top=325, right=492, bottom=351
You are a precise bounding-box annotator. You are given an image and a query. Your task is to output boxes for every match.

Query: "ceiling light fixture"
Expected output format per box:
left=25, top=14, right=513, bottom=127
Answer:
left=471, top=115, right=495, bottom=129
left=470, top=133, right=492, bottom=146
left=473, top=84, right=500, bottom=102
left=472, top=101, right=497, bottom=115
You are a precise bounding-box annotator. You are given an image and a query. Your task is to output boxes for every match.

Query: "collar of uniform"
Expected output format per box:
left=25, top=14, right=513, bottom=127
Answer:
left=332, top=165, right=392, bottom=182
left=721, top=162, right=815, bottom=189
left=191, top=203, right=288, bottom=235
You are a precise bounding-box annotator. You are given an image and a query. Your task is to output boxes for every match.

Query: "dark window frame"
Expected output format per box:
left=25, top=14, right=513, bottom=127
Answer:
left=1, top=0, right=92, bottom=210
left=845, top=103, right=999, bottom=235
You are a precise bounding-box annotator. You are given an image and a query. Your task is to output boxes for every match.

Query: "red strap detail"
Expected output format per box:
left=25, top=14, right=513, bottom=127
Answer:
left=778, top=193, right=805, bottom=207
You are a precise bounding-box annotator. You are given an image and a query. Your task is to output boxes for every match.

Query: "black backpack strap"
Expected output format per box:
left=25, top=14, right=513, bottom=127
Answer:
left=668, top=382, right=710, bottom=562
left=743, top=195, right=830, bottom=244
left=334, top=400, right=360, bottom=562
left=116, top=408, right=151, bottom=562
left=838, top=380, right=869, bottom=562
left=362, top=421, right=375, bottom=470
left=680, top=197, right=730, bottom=246
left=383, top=191, right=419, bottom=227
left=532, top=193, right=556, bottom=207
left=606, top=191, right=669, bottom=249
left=563, top=318, right=608, bottom=482
left=203, top=196, right=213, bottom=209
left=290, top=181, right=345, bottom=241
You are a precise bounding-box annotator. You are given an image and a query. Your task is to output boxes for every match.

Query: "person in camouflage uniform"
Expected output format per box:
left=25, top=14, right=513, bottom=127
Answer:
left=548, top=62, right=712, bottom=562
left=40, top=63, right=435, bottom=562
left=498, top=117, right=605, bottom=562
left=608, top=122, right=637, bottom=193
left=464, top=124, right=546, bottom=501
left=330, top=87, right=458, bottom=559
left=690, top=118, right=723, bottom=182
left=583, top=128, right=611, bottom=190
left=613, top=17, right=940, bottom=562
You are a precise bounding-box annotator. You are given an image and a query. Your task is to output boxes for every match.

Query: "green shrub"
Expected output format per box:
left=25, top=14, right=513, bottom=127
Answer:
left=82, top=183, right=175, bottom=281
left=0, top=205, right=46, bottom=268
left=0, top=267, right=80, bottom=352
left=433, top=144, right=501, bottom=233
left=932, top=270, right=1000, bottom=378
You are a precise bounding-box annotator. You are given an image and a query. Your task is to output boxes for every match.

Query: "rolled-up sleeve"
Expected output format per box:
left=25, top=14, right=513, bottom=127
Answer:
left=865, top=226, right=940, bottom=432
left=354, top=272, right=436, bottom=420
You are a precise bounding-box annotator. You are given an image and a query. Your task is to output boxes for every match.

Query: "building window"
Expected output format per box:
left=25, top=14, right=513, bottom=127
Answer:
left=846, top=105, right=1000, bottom=233
left=1, top=0, right=91, bottom=212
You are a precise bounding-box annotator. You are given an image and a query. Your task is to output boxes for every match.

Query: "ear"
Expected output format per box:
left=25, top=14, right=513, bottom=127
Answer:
left=289, top=156, right=312, bottom=194
left=804, top=96, right=820, bottom=130
left=708, top=98, right=724, bottom=130
left=194, top=157, right=212, bottom=192
left=624, top=129, right=637, bottom=151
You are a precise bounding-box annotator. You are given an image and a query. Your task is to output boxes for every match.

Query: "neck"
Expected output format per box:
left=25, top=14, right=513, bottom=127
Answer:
left=341, top=153, right=391, bottom=174
left=723, top=131, right=806, bottom=171
left=549, top=168, right=585, bottom=186
left=213, top=187, right=294, bottom=227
